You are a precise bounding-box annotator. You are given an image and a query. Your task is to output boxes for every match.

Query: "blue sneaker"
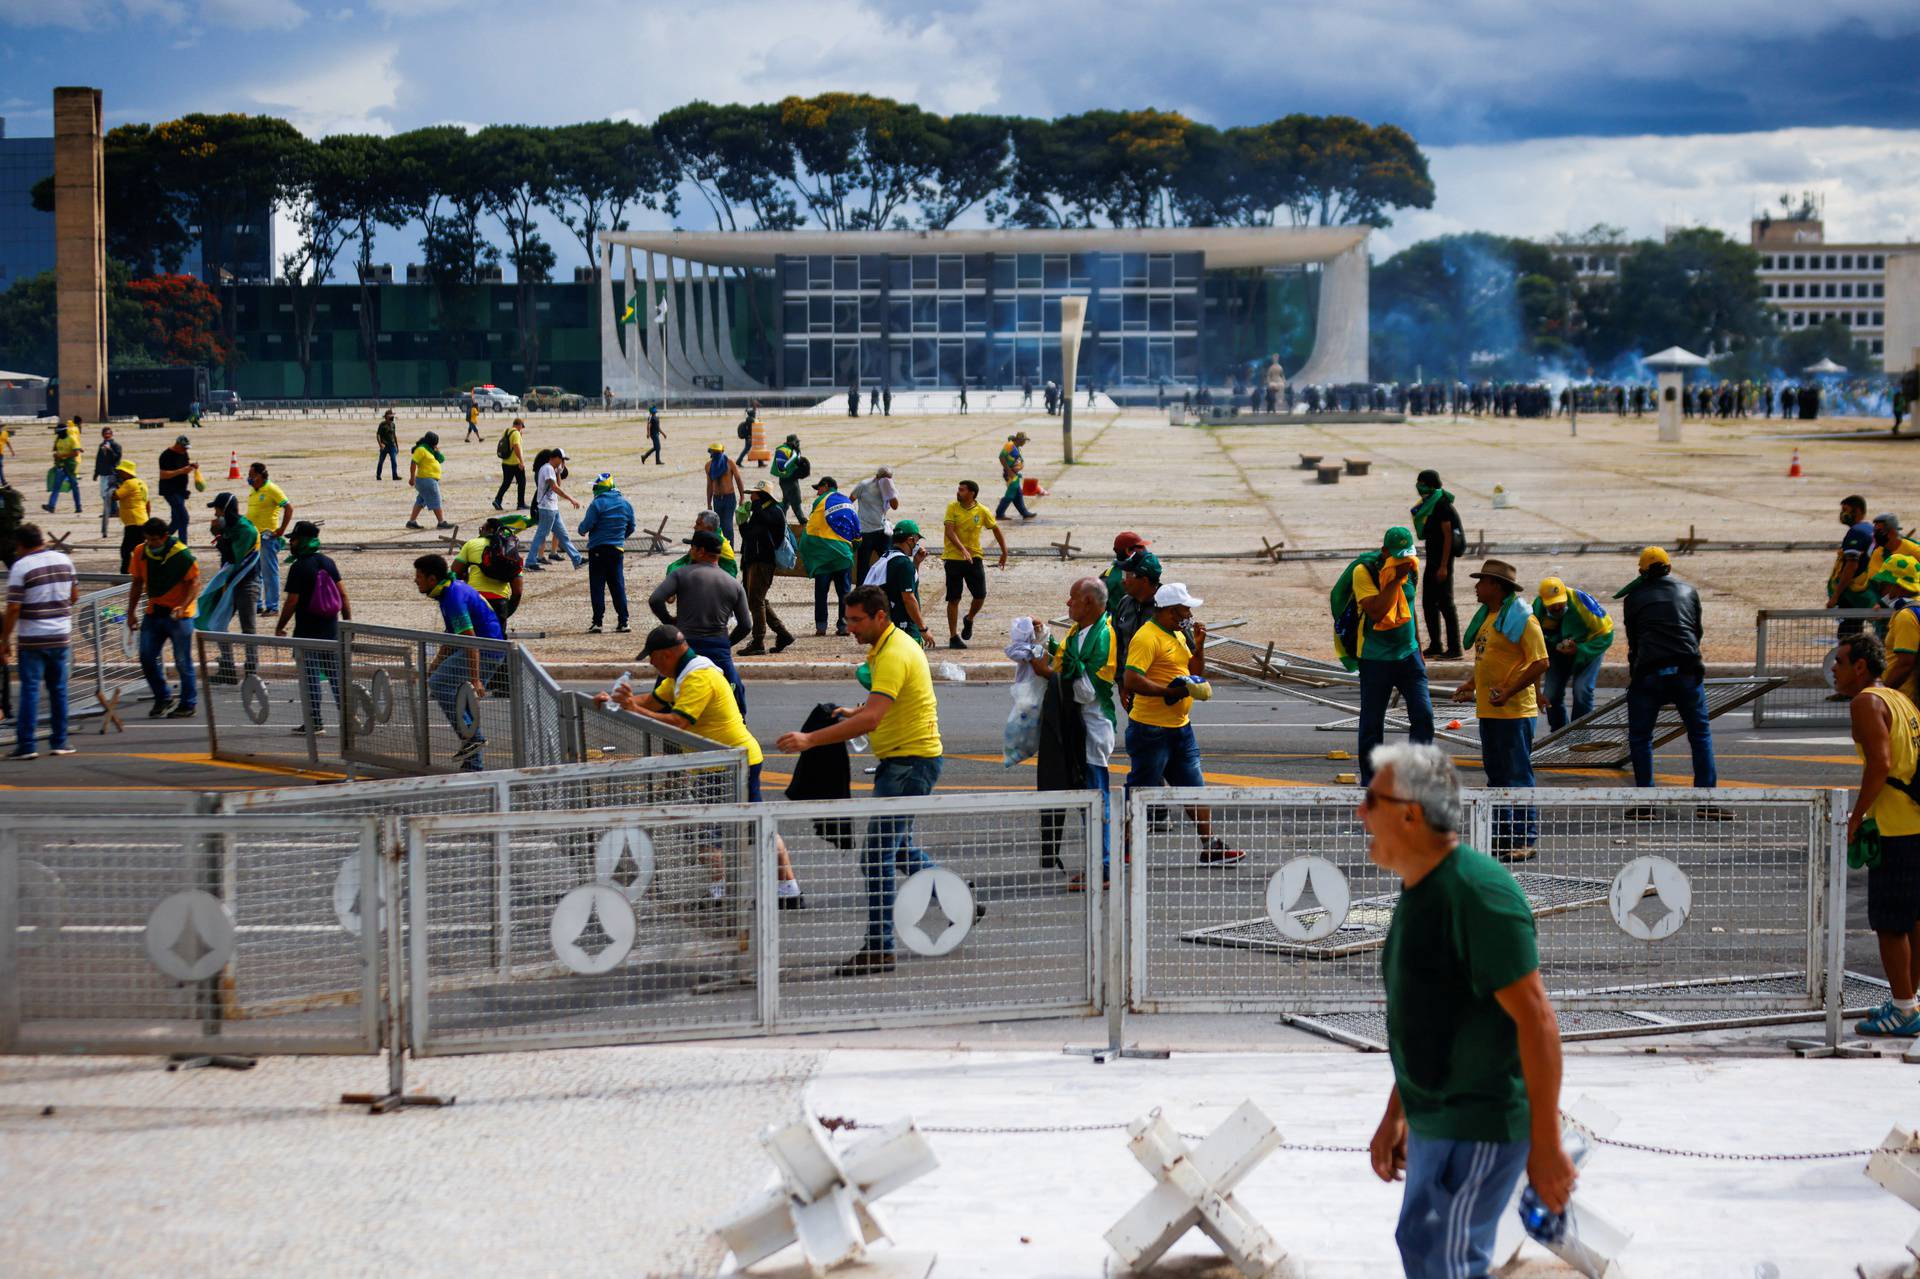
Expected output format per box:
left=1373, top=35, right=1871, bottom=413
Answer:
left=1858, top=1003, right=1920, bottom=1036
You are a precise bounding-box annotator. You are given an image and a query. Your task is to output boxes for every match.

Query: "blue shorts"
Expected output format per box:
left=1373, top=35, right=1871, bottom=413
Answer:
left=415, top=477, right=442, bottom=508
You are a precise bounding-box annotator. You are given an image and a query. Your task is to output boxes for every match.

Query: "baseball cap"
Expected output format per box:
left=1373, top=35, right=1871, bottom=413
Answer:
left=552, top=447, right=568, bottom=460
left=1638, top=546, right=1671, bottom=572
left=684, top=530, right=723, bottom=552
left=1113, top=531, right=1150, bottom=555
left=175, top=434, right=191, bottom=446
left=1120, top=549, right=1163, bottom=581
left=813, top=476, right=836, bottom=491
left=1875, top=512, right=1902, bottom=528
left=1382, top=526, right=1414, bottom=557
left=207, top=491, right=236, bottom=511
left=639, top=624, right=684, bottom=657
left=892, top=518, right=922, bottom=540
left=1537, top=576, right=1569, bottom=607
left=708, top=442, right=724, bottom=452
left=1153, top=582, right=1202, bottom=609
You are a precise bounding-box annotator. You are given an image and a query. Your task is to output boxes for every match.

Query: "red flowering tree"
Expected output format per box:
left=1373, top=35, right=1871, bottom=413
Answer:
left=124, top=273, right=234, bottom=368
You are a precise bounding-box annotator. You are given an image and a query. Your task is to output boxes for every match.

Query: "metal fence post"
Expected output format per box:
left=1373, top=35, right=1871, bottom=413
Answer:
left=197, top=636, right=220, bottom=760
left=757, top=812, right=780, bottom=1032
left=414, top=638, right=432, bottom=771
left=0, top=830, right=18, bottom=1052
left=342, top=816, right=455, bottom=1113
left=507, top=646, right=528, bottom=770
left=1067, top=788, right=1166, bottom=1061
left=1754, top=610, right=1768, bottom=729
left=1792, top=789, right=1873, bottom=1059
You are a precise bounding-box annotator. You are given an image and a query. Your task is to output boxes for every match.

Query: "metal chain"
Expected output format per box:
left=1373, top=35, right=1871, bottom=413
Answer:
left=827, top=1115, right=1871, bottom=1162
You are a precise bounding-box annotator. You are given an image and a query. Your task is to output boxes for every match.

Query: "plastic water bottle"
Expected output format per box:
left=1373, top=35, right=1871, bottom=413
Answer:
left=1517, top=1186, right=1565, bottom=1245
left=849, top=734, right=869, bottom=754
left=610, top=671, right=632, bottom=697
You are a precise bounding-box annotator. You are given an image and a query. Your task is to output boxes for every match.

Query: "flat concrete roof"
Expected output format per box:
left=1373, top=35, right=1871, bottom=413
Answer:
left=600, top=225, right=1369, bottom=270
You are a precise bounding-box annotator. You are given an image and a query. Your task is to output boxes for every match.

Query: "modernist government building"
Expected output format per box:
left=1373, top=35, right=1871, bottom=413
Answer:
left=596, top=227, right=1371, bottom=399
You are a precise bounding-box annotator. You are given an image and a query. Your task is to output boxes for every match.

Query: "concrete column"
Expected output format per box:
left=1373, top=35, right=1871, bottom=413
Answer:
left=709, top=265, right=764, bottom=390
left=54, top=87, right=107, bottom=422
left=1656, top=370, right=1684, bottom=442
left=598, top=240, right=641, bottom=403
left=1885, top=253, right=1919, bottom=377
left=1294, top=242, right=1371, bottom=387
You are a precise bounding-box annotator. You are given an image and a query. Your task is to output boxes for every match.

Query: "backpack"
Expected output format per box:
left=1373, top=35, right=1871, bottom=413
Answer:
left=737, top=419, right=752, bottom=440
left=496, top=430, right=516, bottom=461
left=775, top=528, right=799, bottom=571
left=789, top=454, right=811, bottom=481
left=1452, top=521, right=1467, bottom=559
left=307, top=564, right=344, bottom=618
left=480, top=530, right=523, bottom=583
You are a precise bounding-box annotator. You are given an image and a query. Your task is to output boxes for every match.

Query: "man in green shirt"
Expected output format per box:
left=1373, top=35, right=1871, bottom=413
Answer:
left=862, top=519, right=932, bottom=646
left=1333, top=526, right=1434, bottom=785
left=1361, top=741, right=1573, bottom=1277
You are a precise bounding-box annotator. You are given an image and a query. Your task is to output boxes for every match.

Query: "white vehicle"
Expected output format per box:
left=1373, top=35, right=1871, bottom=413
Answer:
left=468, top=384, right=521, bottom=411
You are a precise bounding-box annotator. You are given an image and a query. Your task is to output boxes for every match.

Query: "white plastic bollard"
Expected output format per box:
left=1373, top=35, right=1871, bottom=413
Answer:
left=714, top=1114, right=938, bottom=1277
left=1103, top=1100, right=1300, bottom=1278
left=1864, top=1126, right=1920, bottom=1278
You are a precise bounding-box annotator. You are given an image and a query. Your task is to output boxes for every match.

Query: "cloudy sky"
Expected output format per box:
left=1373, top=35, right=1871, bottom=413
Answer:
left=3, top=0, right=1918, bottom=270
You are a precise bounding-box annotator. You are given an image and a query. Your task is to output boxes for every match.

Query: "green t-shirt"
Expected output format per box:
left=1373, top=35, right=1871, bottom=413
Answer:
left=1383, top=844, right=1539, bottom=1143
left=882, top=553, right=921, bottom=638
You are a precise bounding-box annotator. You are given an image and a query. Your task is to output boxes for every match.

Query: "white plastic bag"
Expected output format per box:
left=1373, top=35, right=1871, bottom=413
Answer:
left=1004, top=675, right=1043, bottom=767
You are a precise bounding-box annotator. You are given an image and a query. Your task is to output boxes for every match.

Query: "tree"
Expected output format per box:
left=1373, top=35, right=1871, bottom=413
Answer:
left=656, top=102, right=798, bottom=231
left=917, top=114, right=1010, bottom=229
left=1280, top=116, right=1434, bottom=228
left=278, top=134, right=361, bottom=397
left=124, top=273, right=232, bottom=367
left=31, top=124, right=197, bottom=275
left=475, top=124, right=556, bottom=385
left=776, top=94, right=942, bottom=230
left=541, top=120, right=679, bottom=279
left=0, top=260, right=172, bottom=375
left=1369, top=233, right=1579, bottom=381
left=1003, top=115, right=1108, bottom=227
left=388, top=126, right=499, bottom=389
left=321, top=134, right=403, bottom=401
left=1585, top=228, right=1766, bottom=365
left=1775, top=315, right=1871, bottom=375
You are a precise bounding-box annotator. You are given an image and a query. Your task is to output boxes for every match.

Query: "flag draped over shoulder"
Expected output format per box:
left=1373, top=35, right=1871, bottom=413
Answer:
left=801, top=491, right=856, bottom=576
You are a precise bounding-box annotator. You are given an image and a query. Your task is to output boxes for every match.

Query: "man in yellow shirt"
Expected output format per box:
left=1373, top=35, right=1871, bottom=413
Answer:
left=1878, top=554, right=1920, bottom=706
left=246, top=462, right=292, bottom=617
left=941, top=479, right=1008, bottom=650
left=407, top=430, right=449, bottom=530
left=111, top=458, right=150, bottom=573
left=1122, top=582, right=1245, bottom=864
left=1835, top=633, right=1920, bottom=1036
left=778, top=585, right=960, bottom=975
left=1450, top=559, right=1549, bottom=861
left=597, top=624, right=804, bottom=908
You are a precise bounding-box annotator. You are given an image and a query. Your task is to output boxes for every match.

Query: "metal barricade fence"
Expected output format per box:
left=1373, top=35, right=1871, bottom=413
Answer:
left=516, top=650, right=574, bottom=768
left=0, top=816, right=383, bottom=1056
left=1754, top=607, right=1888, bottom=727
left=567, top=690, right=731, bottom=758
left=198, top=631, right=349, bottom=772
left=69, top=583, right=146, bottom=721
left=340, top=622, right=519, bottom=775
left=1128, top=786, right=1839, bottom=1025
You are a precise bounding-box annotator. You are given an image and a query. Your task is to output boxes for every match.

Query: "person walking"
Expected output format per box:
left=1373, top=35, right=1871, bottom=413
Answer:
left=1412, top=470, right=1462, bottom=658
left=2, top=523, right=77, bottom=759
left=578, top=471, right=635, bottom=634
left=155, top=434, right=196, bottom=537
left=776, top=585, right=949, bottom=977
left=525, top=446, right=585, bottom=571
left=705, top=442, right=745, bottom=546
left=45, top=421, right=81, bottom=514
left=771, top=433, right=808, bottom=522
left=802, top=477, right=858, bottom=638
left=0, top=422, right=15, bottom=488
left=641, top=403, right=665, bottom=465
left=850, top=466, right=898, bottom=584
left=942, top=479, right=1006, bottom=649
left=868, top=384, right=881, bottom=415
left=735, top=403, right=757, bottom=467
left=1833, top=633, right=1920, bottom=1036
left=276, top=521, right=349, bottom=736
left=245, top=462, right=291, bottom=616
left=110, top=458, right=149, bottom=574
left=493, top=417, right=526, bottom=510
left=957, top=382, right=969, bottom=414
left=1534, top=576, right=1614, bottom=729
left=882, top=385, right=892, bottom=417
left=1451, top=560, right=1548, bottom=861
left=92, top=425, right=121, bottom=518
left=412, top=552, right=505, bottom=771
left=864, top=519, right=932, bottom=646
left=995, top=431, right=1035, bottom=520
left=1619, top=546, right=1722, bottom=810
left=651, top=529, right=752, bottom=710
left=737, top=482, right=796, bottom=656
left=1333, top=526, right=1434, bottom=786
left=847, top=382, right=859, bottom=418
left=406, top=431, right=450, bottom=530
left=455, top=515, right=525, bottom=633
left=463, top=400, right=482, bottom=443
left=1028, top=576, right=1119, bottom=887
left=198, top=491, right=261, bottom=685
left=126, top=517, right=200, bottom=719
left=1121, top=581, right=1244, bottom=863
left=375, top=409, right=401, bottom=480
left=1361, top=741, right=1573, bottom=1276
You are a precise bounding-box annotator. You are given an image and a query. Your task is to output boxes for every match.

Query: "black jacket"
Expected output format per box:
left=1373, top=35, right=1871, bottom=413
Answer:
left=1035, top=673, right=1086, bottom=793
left=739, top=496, right=788, bottom=567
left=785, top=702, right=853, bottom=849
left=1622, top=571, right=1704, bottom=680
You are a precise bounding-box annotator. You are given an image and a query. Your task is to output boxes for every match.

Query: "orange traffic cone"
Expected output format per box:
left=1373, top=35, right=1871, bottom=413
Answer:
left=1788, top=448, right=1802, bottom=478
left=227, top=449, right=240, bottom=480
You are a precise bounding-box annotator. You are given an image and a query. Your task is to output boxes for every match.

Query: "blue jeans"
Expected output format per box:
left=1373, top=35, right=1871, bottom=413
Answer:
left=1090, top=764, right=1111, bottom=870
left=43, top=466, right=80, bottom=512
left=1357, top=653, right=1435, bottom=784
left=814, top=568, right=850, bottom=631
left=138, top=612, right=197, bottom=708
left=376, top=445, right=399, bottom=479
left=527, top=506, right=582, bottom=567
left=15, top=645, right=69, bottom=754
left=1395, top=1133, right=1530, bottom=1279
left=1541, top=654, right=1601, bottom=730
left=713, top=493, right=739, bottom=546
left=1479, top=714, right=1538, bottom=851
left=686, top=632, right=744, bottom=713
left=861, top=755, right=942, bottom=952
left=1627, top=668, right=1716, bottom=788
left=428, top=652, right=503, bottom=771
left=1125, top=721, right=1204, bottom=788
left=995, top=480, right=1031, bottom=519
left=301, top=647, right=342, bottom=729
left=256, top=533, right=284, bottom=611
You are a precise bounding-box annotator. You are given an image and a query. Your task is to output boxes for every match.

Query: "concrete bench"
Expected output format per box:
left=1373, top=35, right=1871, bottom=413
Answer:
left=1297, top=453, right=1323, bottom=470
left=137, top=418, right=166, bottom=430
left=1344, top=458, right=1371, bottom=476
left=1315, top=464, right=1342, bottom=485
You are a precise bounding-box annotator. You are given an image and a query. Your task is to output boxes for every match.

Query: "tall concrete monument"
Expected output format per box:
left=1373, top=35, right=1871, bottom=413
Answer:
left=54, top=86, right=107, bottom=422
left=1886, top=252, right=1920, bottom=378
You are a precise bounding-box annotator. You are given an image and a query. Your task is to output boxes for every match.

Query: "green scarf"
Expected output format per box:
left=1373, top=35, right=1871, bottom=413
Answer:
left=287, top=532, right=322, bottom=563
left=1410, top=487, right=1452, bottom=538
left=1462, top=593, right=1527, bottom=649
left=142, top=539, right=196, bottom=599
left=1613, top=573, right=1647, bottom=599
left=413, top=436, right=445, bottom=464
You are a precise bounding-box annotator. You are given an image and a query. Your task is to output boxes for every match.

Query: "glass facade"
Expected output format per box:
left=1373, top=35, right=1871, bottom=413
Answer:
left=0, top=136, right=55, bottom=292
left=775, top=250, right=1203, bottom=390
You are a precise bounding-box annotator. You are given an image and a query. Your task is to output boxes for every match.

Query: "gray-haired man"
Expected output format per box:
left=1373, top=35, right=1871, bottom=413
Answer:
left=1360, top=741, right=1573, bottom=1278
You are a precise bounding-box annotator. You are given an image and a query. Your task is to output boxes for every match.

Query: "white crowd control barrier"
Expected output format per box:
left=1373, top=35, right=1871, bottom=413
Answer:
left=1753, top=607, right=1889, bottom=728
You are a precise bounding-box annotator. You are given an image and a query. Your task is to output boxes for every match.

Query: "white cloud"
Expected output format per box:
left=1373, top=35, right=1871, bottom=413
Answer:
left=367, top=0, right=460, bottom=14
left=0, top=0, right=114, bottom=28
left=123, top=0, right=187, bottom=21
left=1371, top=127, right=1920, bottom=258
left=246, top=41, right=398, bottom=136
left=199, top=0, right=306, bottom=31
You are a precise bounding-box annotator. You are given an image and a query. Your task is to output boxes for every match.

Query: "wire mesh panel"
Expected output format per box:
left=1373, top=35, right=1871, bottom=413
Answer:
left=1129, top=787, right=1383, bottom=1013
left=198, top=632, right=349, bottom=771
left=68, top=584, right=147, bottom=719
left=501, top=752, right=748, bottom=812
left=341, top=623, right=517, bottom=775
left=406, top=807, right=769, bottom=1054
left=769, top=792, right=1101, bottom=1030
left=569, top=691, right=733, bottom=757
left=1, top=817, right=381, bottom=1056
left=1754, top=608, right=1888, bottom=727
left=340, top=626, right=428, bottom=773
left=1529, top=676, right=1786, bottom=768
left=516, top=651, right=573, bottom=768
left=1471, top=787, right=1828, bottom=1013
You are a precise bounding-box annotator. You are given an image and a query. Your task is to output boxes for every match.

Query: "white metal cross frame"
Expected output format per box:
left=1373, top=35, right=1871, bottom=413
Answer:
left=1494, top=1096, right=1635, bottom=1278
left=1865, top=1126, right=1920, bottom=1278
left=714, top=1113, right=938, bottom=1277
left=1104, top=1100, right=1300, bottom=1278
